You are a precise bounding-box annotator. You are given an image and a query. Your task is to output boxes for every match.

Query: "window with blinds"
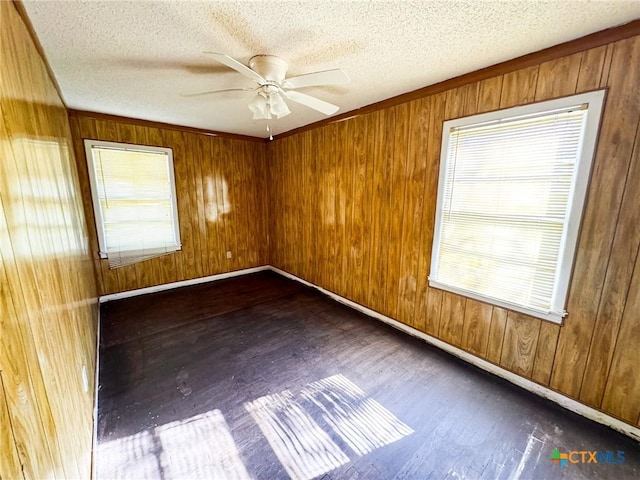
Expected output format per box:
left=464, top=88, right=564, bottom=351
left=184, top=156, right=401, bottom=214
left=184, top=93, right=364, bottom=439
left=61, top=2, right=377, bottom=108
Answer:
left=429, top=90, right=605, bottom=323
left=84, top=140, right=181, bottom=269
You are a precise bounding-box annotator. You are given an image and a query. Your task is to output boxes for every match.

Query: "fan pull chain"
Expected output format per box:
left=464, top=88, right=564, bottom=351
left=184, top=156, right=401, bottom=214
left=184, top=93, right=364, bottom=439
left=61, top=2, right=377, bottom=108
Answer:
left=267, top=122, right=273, bottom=141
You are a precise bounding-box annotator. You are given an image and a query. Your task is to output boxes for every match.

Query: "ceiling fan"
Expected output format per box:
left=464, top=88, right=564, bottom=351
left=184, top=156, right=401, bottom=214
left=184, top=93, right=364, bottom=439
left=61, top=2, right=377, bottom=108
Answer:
left=182, top=53, right=350, bottom=121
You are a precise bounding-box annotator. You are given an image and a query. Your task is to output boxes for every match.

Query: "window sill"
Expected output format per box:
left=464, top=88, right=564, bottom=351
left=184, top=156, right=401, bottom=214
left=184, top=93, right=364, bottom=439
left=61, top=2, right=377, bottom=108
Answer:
left=98, top=246, right=182, bottom=260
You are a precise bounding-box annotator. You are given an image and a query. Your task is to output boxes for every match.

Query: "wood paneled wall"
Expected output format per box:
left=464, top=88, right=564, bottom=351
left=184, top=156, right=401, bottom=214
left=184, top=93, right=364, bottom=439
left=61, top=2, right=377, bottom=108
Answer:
left=69, top=114, right=269, bottom=296
left=268, top=35, right=640, bottom=426
left=0, top=2, right=98, bottom=479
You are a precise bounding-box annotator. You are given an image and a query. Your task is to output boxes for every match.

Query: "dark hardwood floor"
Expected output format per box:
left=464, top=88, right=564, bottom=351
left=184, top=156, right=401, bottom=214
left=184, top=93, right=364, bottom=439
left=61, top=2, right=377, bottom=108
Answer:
left=97, top=271, right=639, bottom=479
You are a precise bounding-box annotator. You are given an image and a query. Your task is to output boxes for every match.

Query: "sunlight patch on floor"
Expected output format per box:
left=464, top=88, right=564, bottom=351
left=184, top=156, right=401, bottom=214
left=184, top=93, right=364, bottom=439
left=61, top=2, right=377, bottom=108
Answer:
left=97, top=410, right=251, bottom=480
left=245, top=390, right=349, bottom=480
left=98, top=375, right=413, bottom=480
left=245, top=374, right=413, bottom=480
left=97, top=430, right=160, bottom=479
left=301, top=374, right=414, bottom=456
left=157, top=410, right=252, bottom=479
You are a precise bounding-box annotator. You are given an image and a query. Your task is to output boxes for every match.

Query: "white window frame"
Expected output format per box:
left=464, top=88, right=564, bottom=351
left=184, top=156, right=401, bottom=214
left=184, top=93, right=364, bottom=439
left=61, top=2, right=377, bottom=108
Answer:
left=84, top=139, right=181, bottom=260
left=429, top=90, right=606, bottom=323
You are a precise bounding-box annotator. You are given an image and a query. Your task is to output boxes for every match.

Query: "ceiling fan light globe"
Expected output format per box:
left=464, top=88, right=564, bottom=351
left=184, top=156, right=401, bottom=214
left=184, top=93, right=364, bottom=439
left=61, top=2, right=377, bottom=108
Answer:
left=249, top=95, right=270, bottom=120
left=269, top=93, right=291, bottom=118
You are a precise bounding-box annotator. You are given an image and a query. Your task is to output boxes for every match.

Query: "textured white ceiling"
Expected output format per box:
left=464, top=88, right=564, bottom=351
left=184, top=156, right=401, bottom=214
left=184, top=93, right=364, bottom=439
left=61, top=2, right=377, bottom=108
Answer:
left=23, top=1, right=640, bottom=138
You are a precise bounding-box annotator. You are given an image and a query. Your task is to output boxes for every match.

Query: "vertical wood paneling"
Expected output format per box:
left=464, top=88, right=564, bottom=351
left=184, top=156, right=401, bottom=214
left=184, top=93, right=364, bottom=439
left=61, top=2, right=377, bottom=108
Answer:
left=576, top=46, right=608, bottom=92
left=372, top=109, right=395, bottom=314
left=0, top=2, right=98, bottom=478
left=531, top=322, right=560, bottom=386
left=296, top=134, right=306, bottom=277
left=499, top=66, right=539, bottom=108
left=534, top=53, right=582, bottom=101
left=415, top=94, right=445, bottom=336
left=0, top=250, right=60, bottom=479
left=367, top=112, right=385, bottom=312
left=293, top=133, right=305, bottom=277
left=250, top=141, right=267, bottom=272
left=423, top=288, right=443, bottom=337
left=385, top=104, right=410, bottom=319
left=335, top=122, right=348, bottom=297
left=486, top=307, right=508, bottom=364
left=70, top=115, right=268, bottom=295
left=166, top=130, right=194, bottom=280
left=397, top=99, right=429, bottom=328
left=213, top=137, right=232, bottom=273
left=476, top=76, right=503, bottom=114
left=226, top=138, right=243, bottom=271
left=461, top=300, right=493, bottom=358
left=438, top=292, right=466, bottom=346
left=601, top=243, right=640, bottom=423
left=361, top=116, right=377, bottom=307
left=230, top=138, right=252, bottom=271
left=579, top=78, right=640, bottom=408
left=235, top=138, right=251, bottom=271
left=500, top=313, right=541, bottom=378
left=185, top=132, right=205, bottom=279
left=307, top=130, right=319, bottom=283
left=253, top=140, right=269, bottom=267
left=280, top=136, right=293, bottom=274
left=68, top=116, right=107, bottom=293
left=346, top=117, right=369, bottom=305
left=282, top=137, right=297, bottom=275
left=551, top=37, right=640, bottom=399
left=270, top=140, right=282, bottom=268
left=193, top=134, right=209, bottom=276
left=341, top=122, right=354, bottom=297
left=316, top=128, right=335, bottom=285
left=267, top=34, right=640, bottom=427
left=444, top=86, right=466, bottom=120
left=599, top=44, right=615, bottom=88
left=0, top=375, right=23, bottom=480
left=436, top=89, right=468, bottom=340
left=462, top=83, right=480, bottom=115
left=201, top=135, right=219, bottom=274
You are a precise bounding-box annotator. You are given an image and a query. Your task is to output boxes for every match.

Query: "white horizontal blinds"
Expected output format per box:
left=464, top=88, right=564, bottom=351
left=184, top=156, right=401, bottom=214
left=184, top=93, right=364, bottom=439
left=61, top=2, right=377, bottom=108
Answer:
left=91, top=146, right=179, bottom=268
left=436, top=107, right=588, bottom=313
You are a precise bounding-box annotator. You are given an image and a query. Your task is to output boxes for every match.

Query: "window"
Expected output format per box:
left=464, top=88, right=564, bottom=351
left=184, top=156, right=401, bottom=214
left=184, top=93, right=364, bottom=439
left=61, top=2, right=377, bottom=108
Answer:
left=84, top=140, right=181, bottom=268
left=429, top=90, right=605, bottom=323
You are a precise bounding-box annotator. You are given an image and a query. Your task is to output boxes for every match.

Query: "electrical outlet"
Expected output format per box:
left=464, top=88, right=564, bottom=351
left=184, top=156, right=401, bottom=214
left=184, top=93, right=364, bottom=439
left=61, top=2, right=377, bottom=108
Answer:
left=226, top=251, right=232, bottom=259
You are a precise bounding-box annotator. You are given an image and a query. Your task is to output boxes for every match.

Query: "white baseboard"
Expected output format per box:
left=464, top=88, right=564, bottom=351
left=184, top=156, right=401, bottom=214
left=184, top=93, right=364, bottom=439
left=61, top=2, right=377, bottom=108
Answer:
left=98, top=266, right=270, bottom=303
left=269, top=266, right=640, bottom=442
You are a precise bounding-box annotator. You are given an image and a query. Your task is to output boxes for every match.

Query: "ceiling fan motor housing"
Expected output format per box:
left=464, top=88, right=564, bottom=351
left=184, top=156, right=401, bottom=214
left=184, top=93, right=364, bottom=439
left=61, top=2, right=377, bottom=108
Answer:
left=249, top=55, right=288, bottom=82
left=186, top=52, right=346, bottom=122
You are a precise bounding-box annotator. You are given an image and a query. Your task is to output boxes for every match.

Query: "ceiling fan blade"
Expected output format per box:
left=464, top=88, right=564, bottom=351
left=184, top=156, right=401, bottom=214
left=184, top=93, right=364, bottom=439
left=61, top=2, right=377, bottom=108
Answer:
left=203, top=52, right=265, bottom=83
left=180, top=87, right=254, bottom=97
left=284, top=69, right=350, bottom=89
left=282, top=90, right=339, bottom=116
